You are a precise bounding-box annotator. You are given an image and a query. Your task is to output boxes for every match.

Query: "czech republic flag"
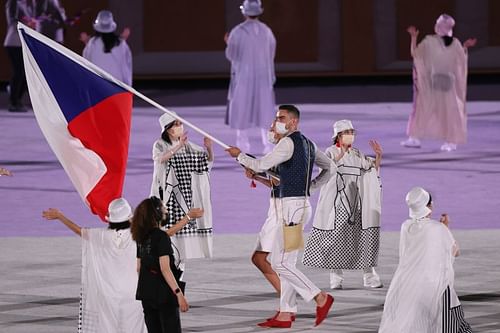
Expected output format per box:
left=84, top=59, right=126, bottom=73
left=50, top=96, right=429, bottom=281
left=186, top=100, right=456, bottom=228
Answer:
left=18, top=23, right=133, bottom=221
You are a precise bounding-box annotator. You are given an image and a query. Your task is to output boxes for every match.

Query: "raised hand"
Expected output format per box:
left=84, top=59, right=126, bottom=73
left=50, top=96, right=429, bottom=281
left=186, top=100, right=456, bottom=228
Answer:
left=439, top=214, right=450, bottom=227
left=369, top=140, right=383, bottom=156
left=203, top=137, right=213, bottom=149
left=120, top=27, right=131, bottom=40
left=42, top=208, right=62, bottom=220
left=463, top=38, right=477, bottom=49
left=0, top=167, right=12, bottom=176
left=179, top=133, right=188, bottom=147
left=407, top=25, right=419, bottom=38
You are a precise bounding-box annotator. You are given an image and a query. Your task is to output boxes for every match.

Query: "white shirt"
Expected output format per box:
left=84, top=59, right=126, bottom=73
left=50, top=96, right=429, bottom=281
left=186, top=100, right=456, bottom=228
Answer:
left=237, top=133, right=335, bottom=191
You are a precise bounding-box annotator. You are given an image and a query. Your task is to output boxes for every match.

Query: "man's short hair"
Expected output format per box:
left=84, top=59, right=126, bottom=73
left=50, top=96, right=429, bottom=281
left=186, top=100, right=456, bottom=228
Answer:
left=278, top=104, right=300, bottom=119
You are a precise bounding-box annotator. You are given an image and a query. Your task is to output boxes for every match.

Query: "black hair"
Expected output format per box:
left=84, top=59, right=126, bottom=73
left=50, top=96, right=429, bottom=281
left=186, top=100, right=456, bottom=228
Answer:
left=108, top=221, right=131, bottom=230
left=160, top=121, right=176, bottom=145
left=427, top=193, right=433, bottom=206
left=441, top=36, right=453, bottom=47
left=149, top=196, right=164, bottom=223
left=278, top=104, right=300, bottom=119
left=95, top=32, right=121, bottom=53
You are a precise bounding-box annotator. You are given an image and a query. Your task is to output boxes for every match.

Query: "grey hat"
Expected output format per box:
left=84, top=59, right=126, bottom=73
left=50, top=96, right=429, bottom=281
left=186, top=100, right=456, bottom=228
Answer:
left=332, top=119, right=354, bottom=139
left=240, top=0, right=263, bottom=16
left=105, top=198, right=133, bottom=223
left=405, top=187, right=432, bottom=220
left=93, top=10, right=117, bottom=33
left=159, top=112, right=178, bottom=130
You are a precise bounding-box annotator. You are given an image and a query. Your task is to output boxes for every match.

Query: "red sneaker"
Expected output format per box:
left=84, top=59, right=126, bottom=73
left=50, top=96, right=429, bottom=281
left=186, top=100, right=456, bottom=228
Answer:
left=266, top=312, right=296, bottom=322
left=315, top=294, right=334, bottom=326
left=257, top=318, right=292, bottom=328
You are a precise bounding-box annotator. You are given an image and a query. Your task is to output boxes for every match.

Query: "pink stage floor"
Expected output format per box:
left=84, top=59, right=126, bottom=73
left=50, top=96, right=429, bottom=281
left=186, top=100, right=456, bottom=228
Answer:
left=1, top=101, right=499, bottom=237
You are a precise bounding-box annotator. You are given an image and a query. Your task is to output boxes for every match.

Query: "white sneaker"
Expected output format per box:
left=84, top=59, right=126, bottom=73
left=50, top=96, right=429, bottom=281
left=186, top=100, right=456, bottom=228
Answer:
left=401, top=137, right=421, bottom=148
left=363, top=272, right=383, bottom=288
left=440, top=142, right=457, bottom=152
left=330, top=270, right=344, bottom=290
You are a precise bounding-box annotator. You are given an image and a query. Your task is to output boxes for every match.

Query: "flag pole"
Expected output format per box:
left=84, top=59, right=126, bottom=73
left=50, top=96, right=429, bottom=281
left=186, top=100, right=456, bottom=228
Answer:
left=17, top=23, right=231, bottom=150
left=127, top=88, right=230, bottom=149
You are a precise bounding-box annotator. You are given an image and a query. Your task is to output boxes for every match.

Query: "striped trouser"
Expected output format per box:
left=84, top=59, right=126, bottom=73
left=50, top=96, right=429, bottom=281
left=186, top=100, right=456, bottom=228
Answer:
left=442, top=286, right=473, bottom=333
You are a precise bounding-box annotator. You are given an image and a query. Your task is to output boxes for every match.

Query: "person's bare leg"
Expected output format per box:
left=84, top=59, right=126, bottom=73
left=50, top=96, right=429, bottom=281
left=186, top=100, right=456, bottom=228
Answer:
left=252, top=251, right=281, bottom=294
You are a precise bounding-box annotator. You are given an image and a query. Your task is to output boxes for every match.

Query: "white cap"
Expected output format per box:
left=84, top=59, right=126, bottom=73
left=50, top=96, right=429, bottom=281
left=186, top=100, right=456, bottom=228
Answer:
left=332, top=119, right=354, bottom=139
left=405, top=187, right=432, bottom=219
left=159, top=112, right=178, bottom=130
left=106, top=198, right=133, bottom=223
left=93, top=10, right=117, bottom=33
left=240, top=0, right=263, bottom=16
left=434, top=14, right=455, bottom=37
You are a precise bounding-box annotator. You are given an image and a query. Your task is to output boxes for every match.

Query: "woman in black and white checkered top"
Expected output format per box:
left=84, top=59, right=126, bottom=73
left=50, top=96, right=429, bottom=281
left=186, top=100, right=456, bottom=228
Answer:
left=150, top=112, right=214, bottom=270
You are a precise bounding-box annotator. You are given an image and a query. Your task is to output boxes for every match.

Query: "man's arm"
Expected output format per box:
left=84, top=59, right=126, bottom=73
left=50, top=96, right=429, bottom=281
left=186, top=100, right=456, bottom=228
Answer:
left=236, top=137, right=293, bottom=173
left=310, top=148, right=336, bottom=191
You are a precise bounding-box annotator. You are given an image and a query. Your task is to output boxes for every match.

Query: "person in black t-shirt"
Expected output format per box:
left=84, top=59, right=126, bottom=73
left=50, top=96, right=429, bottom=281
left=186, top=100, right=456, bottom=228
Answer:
left=131, top=196, right=201, bottom=333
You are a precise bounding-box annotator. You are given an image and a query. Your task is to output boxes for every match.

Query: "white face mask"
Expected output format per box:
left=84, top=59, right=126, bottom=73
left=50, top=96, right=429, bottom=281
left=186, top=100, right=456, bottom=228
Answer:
left=275, top=121, right=288, bottom=135
left=267, top=131, right=278, bottom=144
left=170, top=125, right=184, bottom=138
left=341, top=134, right=355, bottom=145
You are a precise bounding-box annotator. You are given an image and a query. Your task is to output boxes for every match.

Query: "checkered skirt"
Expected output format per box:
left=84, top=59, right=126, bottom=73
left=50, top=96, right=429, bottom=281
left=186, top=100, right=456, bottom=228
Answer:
left=303, top=204, right=380, bottom=270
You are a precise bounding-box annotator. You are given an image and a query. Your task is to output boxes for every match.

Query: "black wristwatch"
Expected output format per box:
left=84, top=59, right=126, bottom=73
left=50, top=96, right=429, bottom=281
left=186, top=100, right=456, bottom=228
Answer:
left=174, top=288, right=181, bottom=294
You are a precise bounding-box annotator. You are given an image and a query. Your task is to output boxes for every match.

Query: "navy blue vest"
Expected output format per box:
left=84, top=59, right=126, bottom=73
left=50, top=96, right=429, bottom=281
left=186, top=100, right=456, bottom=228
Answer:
left=277, top=131, right=315, bottom=198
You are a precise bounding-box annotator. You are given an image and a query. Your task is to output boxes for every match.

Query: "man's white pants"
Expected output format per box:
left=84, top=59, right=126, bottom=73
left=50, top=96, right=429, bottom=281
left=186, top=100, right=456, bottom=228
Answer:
left=270, top=197, right=320, bottom=313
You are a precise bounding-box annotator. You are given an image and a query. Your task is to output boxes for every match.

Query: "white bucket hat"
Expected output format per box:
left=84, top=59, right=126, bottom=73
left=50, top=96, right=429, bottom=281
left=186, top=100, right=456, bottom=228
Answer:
left=434, top=14, right=455, bottom=37
left=332, top=119, right=354, bottom=139
left=106, top=198, right=133, bottom=223
left=405, top=187, right=432, bottom=219
left=93, top=10, right=117, bottom=33
left=159, top=112, right=178, bottom=130
left=240, top=0, right=263, bottom=16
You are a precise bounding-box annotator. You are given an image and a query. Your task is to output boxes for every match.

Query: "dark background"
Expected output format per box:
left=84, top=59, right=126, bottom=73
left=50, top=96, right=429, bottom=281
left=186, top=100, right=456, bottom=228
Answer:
left=1, top=0, right=499, bottom=105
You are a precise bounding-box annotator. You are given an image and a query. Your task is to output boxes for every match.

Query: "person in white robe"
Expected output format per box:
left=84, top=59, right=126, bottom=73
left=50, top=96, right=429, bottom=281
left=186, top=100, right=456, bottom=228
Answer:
left=151, top=112, right=214, bottom=268
left=225, top=0, right=276, bottom=154
left=401, top=14, right=476, bottom=152
left=303, top=120, right=384, bottom=289
left=82, top=10, right=132, bottom=86
left=42, top=198, right=146, bottom=333
left=379, top=187, right=472, bottom=333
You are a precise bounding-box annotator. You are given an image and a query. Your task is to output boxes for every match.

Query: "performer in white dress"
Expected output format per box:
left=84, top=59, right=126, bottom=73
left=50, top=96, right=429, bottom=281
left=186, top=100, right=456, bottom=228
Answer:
left=225, top=0, right=276, bottom=154
left=42, top=198, right=146, bottom=333
left=401, top=14, right=476, bottom=152
left=82, top=10, right=132, bottom=85
left=379, top=187, right=472, bottom=333
left=303, top=120, right=383, bottom=289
